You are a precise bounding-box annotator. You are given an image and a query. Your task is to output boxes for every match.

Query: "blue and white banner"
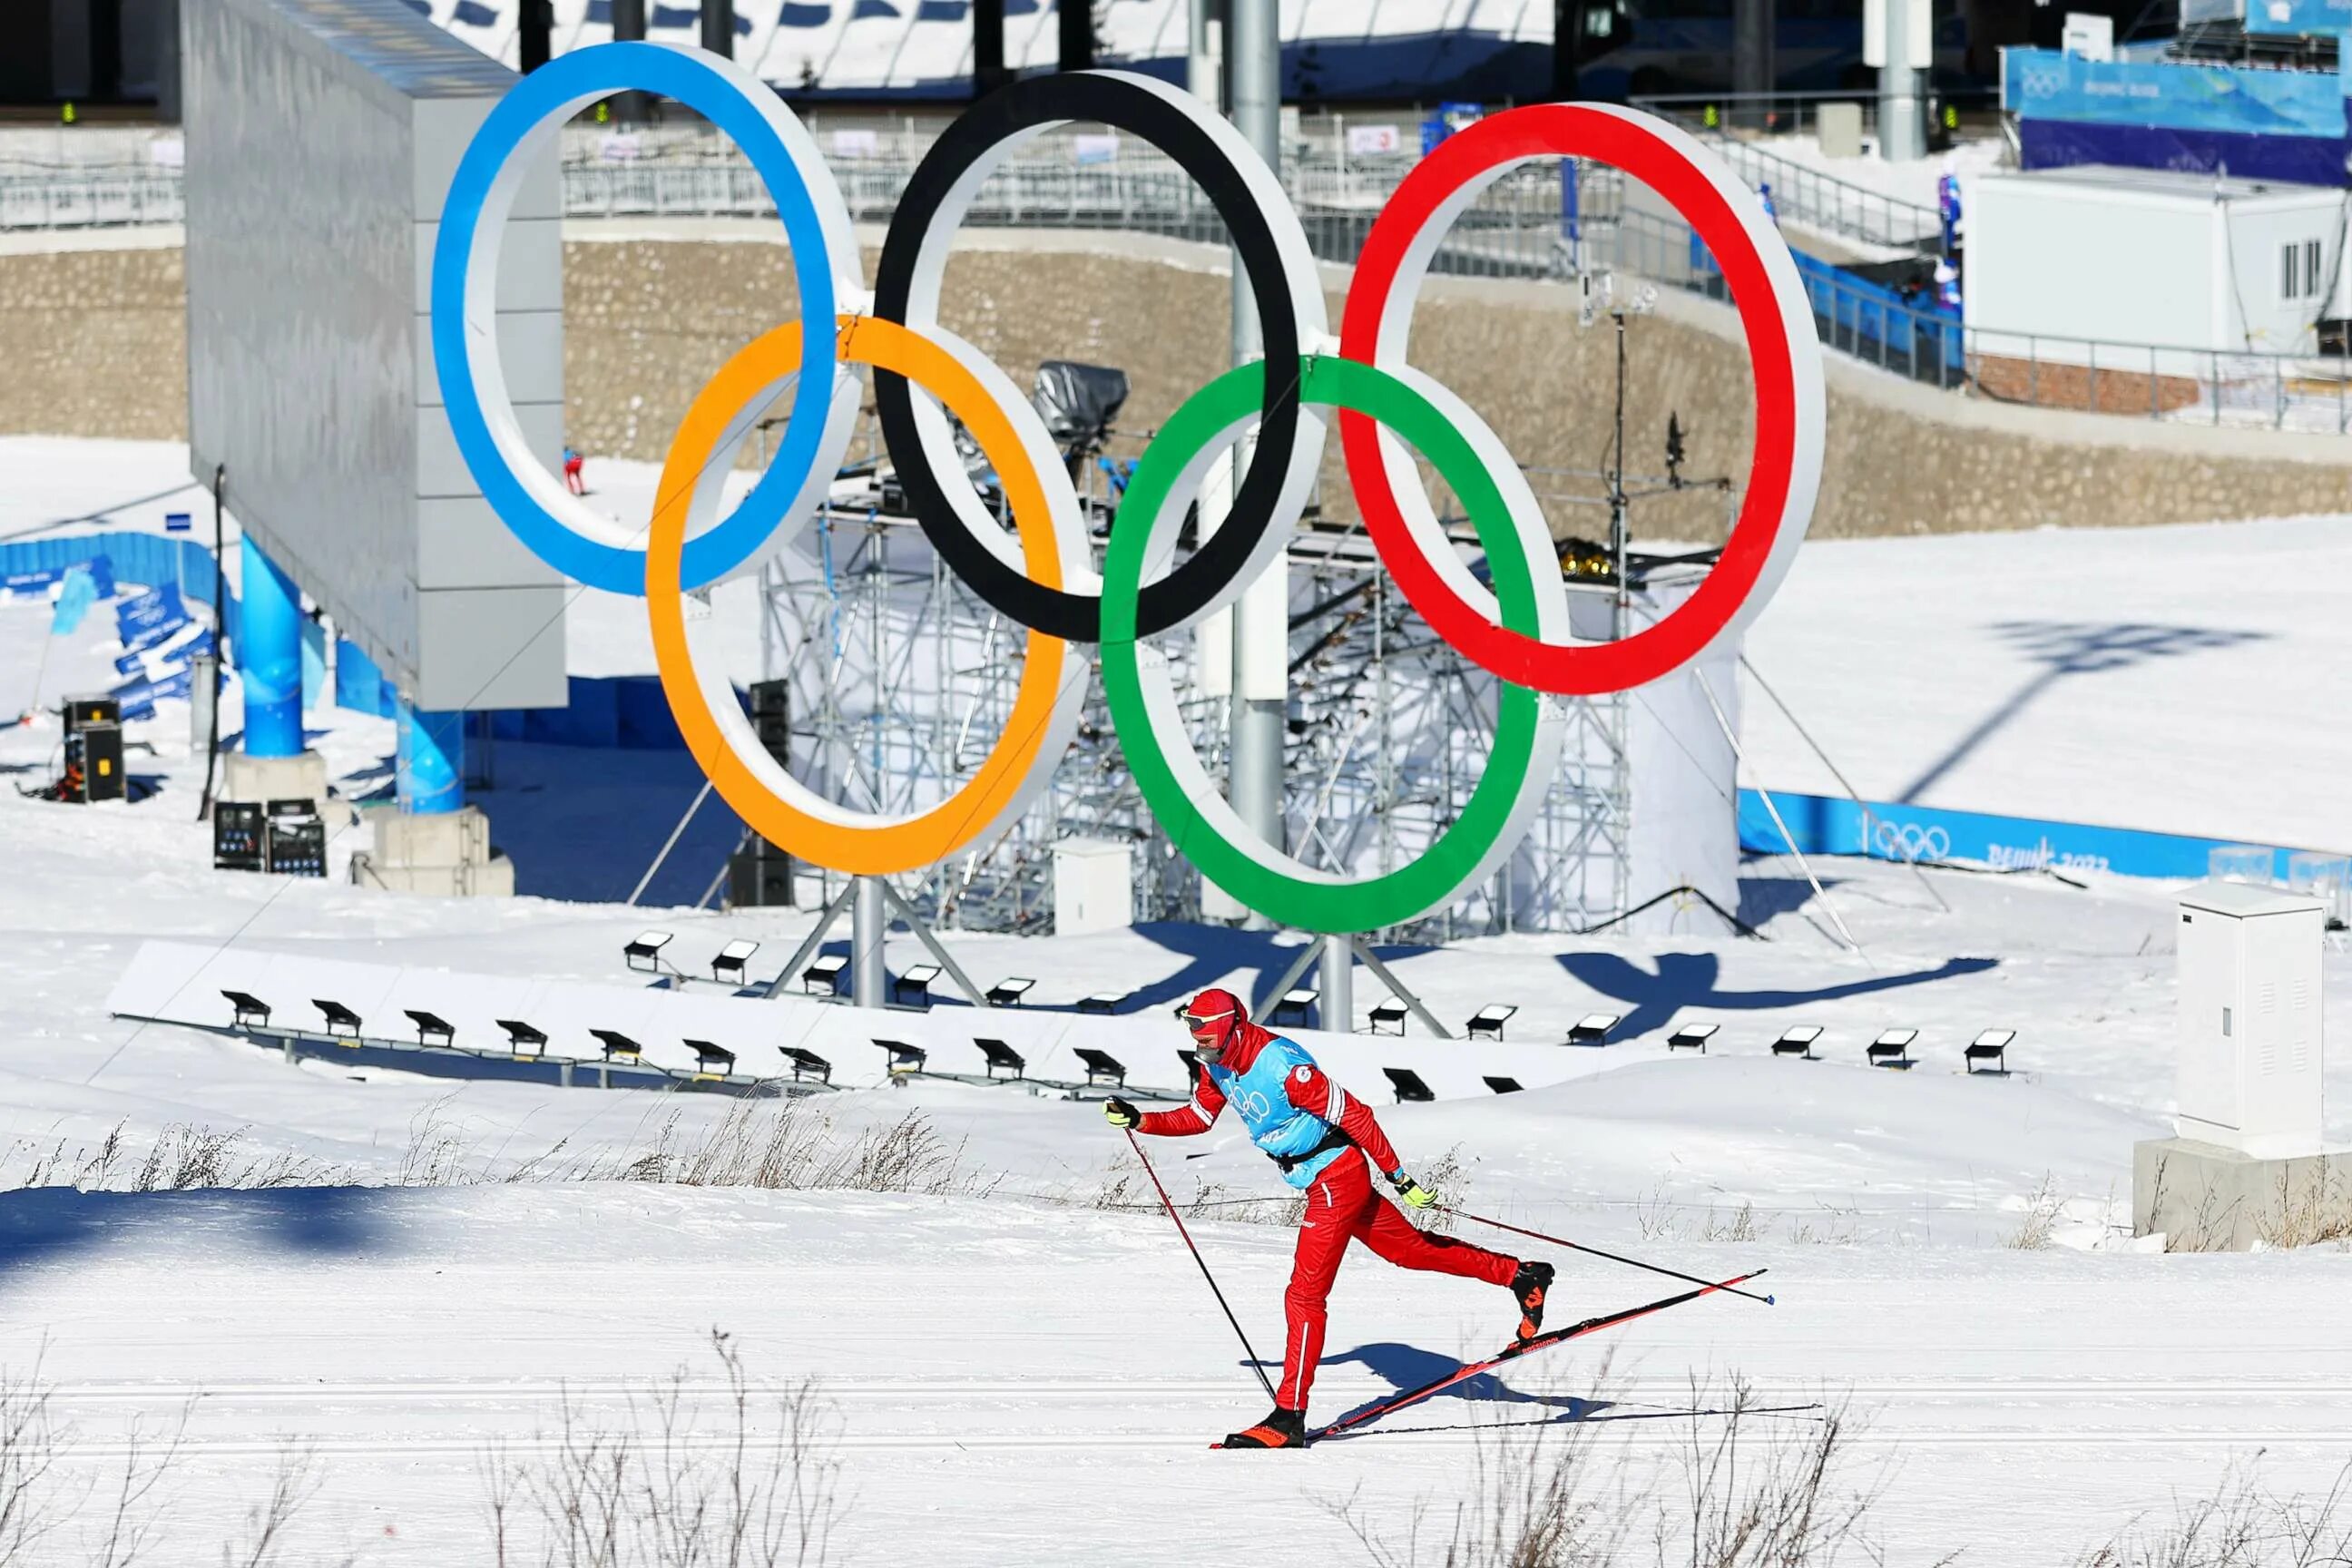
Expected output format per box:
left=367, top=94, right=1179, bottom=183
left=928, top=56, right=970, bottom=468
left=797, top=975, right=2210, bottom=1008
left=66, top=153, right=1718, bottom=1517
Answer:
left=2003, top=48, right=2347, bottom=139
left=1737, top=788, right=2337, bottom=882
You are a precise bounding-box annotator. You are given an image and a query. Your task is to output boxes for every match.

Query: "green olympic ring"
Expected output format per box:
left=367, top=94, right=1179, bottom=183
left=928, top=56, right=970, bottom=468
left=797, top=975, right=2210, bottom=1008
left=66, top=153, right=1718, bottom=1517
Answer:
left=1100, top=355, right=1563, bottom=935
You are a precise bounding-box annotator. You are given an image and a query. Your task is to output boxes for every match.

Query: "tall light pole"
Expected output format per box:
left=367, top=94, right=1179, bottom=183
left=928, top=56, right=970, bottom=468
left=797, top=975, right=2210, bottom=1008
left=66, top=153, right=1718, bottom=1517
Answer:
left=1224, top=0, right=1284, bottom=925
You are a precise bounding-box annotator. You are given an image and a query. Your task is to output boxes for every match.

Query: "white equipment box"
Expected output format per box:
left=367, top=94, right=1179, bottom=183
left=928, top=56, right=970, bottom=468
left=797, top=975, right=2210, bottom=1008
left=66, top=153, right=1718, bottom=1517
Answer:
left=2176, top=881, right=2327, bottom=1157
left=1053, top=838, right=1133, bottom=937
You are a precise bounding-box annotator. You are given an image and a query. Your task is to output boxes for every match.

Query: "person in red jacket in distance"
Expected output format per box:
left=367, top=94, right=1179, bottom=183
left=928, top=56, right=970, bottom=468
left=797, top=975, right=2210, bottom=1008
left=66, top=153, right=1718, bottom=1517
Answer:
left=1106, top=987, right=1554, bottom=1449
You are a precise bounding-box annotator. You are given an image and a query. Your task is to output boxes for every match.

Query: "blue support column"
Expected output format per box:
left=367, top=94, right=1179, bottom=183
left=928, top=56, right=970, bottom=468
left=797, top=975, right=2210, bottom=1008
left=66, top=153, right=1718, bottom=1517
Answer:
left=238, top=534, right=303, bottom=758
left=397, top=701, right=466, bottom=815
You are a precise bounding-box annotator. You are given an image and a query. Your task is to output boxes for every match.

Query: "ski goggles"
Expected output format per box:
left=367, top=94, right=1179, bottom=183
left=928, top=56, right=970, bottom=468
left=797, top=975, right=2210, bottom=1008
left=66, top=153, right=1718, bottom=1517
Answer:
left=436, top=52, right=1824, bottom=933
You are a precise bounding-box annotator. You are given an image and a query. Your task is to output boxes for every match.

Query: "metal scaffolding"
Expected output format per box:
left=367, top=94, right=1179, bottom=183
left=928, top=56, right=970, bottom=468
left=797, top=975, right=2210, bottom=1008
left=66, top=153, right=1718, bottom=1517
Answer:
left=739, top=392, right=1726, bottom=943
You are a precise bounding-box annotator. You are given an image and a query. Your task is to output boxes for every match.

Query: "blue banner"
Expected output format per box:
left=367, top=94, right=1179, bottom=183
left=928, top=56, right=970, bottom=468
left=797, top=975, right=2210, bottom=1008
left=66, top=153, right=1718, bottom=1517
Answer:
left=1737, top=789, right=2337, bottom=881
left=2004, top=48, right=2346, bottom=139
left=50, top=567, right=99, bottom=637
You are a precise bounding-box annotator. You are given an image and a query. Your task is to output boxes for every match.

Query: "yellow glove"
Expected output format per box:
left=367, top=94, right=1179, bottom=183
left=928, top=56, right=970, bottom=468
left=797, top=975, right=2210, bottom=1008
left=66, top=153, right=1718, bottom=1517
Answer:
left=1392, top=1173, right=1437, bottom=1210
left=1103, top=1095, right=1141, bottom=1129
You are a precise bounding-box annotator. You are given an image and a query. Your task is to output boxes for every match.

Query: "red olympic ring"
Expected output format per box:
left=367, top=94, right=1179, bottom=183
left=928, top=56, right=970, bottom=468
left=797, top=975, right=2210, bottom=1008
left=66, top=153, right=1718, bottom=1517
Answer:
left=1339, top=103, right=1823, bottom=696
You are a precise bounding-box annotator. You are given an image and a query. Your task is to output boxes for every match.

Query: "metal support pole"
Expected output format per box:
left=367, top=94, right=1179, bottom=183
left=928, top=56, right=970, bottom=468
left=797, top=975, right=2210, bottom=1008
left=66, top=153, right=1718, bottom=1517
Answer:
left=1251, top=936, right=1327, bottom=1023
left=1227, top=0, right=1284, bottom=925
left=852, top=875, right=887, bottom=1009
left=878, top=881, right=995, bottom=1008
left=1875, top=0, right=1924, bottom=162
left=611, top=0, right=647, bottom=119
left=1057, top=0, right=1093, bottom=70
left=701, top=0, right=736, bottom=57
left=761, top=880, right=856, bottom=998
left=1692, top=670, right=1864, bottom=956
left=1318, top=932, right=1353, bottom=1034
left=1349, top=936, right=1453, bottom=1038
left=973, top=0, right=1006, bottom=95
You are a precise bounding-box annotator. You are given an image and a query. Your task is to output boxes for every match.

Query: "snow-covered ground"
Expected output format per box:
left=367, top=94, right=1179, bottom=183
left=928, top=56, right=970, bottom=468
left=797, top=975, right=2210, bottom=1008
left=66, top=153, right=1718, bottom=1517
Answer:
left=5, top=435, right=2352, bottom=1562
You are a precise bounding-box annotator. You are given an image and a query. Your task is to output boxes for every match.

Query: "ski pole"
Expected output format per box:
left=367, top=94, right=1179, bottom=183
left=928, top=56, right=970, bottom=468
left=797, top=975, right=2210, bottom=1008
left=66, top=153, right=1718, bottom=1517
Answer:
left=1436, top=1204, right=1777, bottom=1306
left=1124, top=1129, right=1279, bottom=1404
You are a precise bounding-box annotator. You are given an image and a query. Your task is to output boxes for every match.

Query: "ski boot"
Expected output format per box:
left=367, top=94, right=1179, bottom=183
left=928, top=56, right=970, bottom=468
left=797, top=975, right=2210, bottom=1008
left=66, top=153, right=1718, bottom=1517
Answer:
left=1221, top=1406, right=1309, bottom=1449
left=1510, top=1259, right=1556, bottom=1343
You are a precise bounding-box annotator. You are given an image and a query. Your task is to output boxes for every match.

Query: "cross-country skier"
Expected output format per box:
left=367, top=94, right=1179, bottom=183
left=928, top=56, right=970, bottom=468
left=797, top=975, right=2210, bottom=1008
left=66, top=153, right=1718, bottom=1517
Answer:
left=1104, top=986, right=1553, bottom=1449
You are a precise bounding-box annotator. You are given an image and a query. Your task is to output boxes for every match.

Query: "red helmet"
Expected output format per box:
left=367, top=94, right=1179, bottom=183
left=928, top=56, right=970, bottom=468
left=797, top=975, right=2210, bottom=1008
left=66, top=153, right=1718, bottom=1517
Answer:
left=1181, top=987, right=1245, bottom=1056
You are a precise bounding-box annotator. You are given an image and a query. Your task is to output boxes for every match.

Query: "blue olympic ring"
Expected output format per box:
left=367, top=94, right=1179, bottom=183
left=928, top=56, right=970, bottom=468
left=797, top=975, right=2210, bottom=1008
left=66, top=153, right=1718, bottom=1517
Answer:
left=430, top=43, right=843, bottom=595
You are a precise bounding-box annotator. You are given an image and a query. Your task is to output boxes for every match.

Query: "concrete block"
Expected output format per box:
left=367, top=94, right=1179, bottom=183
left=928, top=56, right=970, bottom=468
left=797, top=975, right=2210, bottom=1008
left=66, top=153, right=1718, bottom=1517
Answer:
left=220, top=750, right=328, bottom=810
left=354, top=804, right=514, bottom=897
left=2133, top=1136, right=2352, bottom=1251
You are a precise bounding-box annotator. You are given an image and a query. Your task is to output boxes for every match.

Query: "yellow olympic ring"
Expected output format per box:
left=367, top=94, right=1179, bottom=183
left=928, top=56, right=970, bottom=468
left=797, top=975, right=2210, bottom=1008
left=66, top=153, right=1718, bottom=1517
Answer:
left=644, top=315, right=1088, bottom=875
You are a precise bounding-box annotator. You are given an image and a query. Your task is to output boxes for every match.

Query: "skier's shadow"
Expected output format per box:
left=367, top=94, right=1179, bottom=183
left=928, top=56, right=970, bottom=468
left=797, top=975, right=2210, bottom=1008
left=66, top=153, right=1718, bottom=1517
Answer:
left=1310, top=1342, right=1609, bottom=1428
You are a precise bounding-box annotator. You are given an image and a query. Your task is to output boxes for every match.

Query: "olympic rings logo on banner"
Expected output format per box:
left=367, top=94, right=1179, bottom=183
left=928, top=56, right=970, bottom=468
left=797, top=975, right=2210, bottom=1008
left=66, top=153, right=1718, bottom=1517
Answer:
left=1872, top=821, right=1952, bottom=865
left=432, top=44, right=1825, bottom=934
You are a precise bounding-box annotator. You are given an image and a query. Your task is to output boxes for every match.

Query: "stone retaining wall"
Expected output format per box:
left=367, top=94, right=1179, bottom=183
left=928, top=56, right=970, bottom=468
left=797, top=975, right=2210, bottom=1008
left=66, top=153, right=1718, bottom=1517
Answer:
left=5, top=230, right=2346, bottom=540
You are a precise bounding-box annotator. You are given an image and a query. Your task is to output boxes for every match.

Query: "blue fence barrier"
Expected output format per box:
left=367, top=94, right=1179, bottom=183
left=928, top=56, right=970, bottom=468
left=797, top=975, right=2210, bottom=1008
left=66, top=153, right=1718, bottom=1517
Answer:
left=1738, top=788, right=2334, bottom=881
left=0, top=532, right=239, bottom=646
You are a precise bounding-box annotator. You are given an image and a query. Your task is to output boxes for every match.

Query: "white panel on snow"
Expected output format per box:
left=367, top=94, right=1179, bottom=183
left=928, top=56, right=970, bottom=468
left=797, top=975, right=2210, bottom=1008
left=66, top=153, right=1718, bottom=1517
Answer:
left=2175, top=882, right=2327, bottom=1158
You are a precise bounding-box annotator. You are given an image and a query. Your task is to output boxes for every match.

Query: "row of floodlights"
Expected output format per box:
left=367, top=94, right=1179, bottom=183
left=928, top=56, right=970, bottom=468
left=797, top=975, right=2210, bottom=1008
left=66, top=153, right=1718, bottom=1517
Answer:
left=216, top=990, right=838, bottom=1084
left=1670, top=1022, right=2018, bottom=1073
left=625, top=932, right=1555, bottom=1039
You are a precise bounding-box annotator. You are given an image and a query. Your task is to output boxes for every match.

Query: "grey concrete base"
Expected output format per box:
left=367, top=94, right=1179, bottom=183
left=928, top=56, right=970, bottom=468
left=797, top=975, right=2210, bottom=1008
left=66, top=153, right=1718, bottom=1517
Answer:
left=220, top=750, right=328, bottom=809
left=350, top=805, right=514, bottom=897
left=2133, top=1137, right=2352, bottom=1251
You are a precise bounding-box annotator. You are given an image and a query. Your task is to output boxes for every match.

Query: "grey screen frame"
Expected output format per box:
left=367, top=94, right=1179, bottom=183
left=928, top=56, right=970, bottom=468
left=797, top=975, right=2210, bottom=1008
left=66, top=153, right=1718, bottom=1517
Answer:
left=183, top=0, right=566, bottom=711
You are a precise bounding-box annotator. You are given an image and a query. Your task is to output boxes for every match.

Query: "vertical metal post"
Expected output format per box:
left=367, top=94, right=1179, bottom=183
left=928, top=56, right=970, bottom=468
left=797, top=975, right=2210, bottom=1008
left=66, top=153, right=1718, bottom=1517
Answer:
left=1188, top=0, right=1217, bottom=104
left=1876, top=0, right=1924, bottom=162
left=1732, top=0, right=1773, bottom=129
left=612, top=0, right=646, bottom=120
left=701, top=0, right=736, bottom=57
left=520, top=0, right=552, bottom=72
left=974, top=0, right=1006, bottom=94
left=852, top=875, right=887, bottom=1009
left=1059, top=0, right=1094, bottom=69
left=1318, top=934, right=1353, bottom=1034
left=1227, top=0, right=1284, bottom=919
left=1552, top=0, right=1579, bottom=98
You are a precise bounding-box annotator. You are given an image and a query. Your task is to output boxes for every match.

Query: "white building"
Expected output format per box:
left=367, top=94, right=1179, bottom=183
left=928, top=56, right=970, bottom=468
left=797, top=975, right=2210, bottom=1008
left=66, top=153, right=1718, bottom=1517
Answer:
left=1963, top=164, right=2352, bottom=369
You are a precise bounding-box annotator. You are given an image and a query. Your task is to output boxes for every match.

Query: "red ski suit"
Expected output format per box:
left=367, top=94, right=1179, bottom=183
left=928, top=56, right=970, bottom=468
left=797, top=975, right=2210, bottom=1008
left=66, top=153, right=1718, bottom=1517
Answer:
left=1136, top=1024, right=1518, bottom=1411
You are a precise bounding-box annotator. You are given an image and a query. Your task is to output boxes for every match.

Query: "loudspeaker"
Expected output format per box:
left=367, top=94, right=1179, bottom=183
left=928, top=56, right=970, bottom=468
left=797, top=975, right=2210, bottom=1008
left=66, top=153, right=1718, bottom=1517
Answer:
left=748, top=678, right=789, bottom=763
left=65, top=722, right=125, bottom=802
left=728, top=837, right=794, bottom=908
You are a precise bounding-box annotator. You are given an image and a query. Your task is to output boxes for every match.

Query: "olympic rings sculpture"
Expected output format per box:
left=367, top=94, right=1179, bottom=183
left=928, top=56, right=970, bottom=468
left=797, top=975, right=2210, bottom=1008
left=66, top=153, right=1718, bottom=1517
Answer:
left=433, top=44, right=1825, bottom=933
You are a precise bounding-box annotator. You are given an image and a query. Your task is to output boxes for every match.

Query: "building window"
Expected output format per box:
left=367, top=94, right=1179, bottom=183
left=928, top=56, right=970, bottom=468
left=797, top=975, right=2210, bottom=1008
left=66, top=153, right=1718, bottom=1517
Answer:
left=2282, top=238, right=2325, bottom=301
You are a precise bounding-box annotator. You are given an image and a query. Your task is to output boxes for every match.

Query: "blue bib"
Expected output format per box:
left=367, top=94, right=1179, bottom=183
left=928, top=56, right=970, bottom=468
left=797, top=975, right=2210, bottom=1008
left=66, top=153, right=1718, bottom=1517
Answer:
left=1209, top=1034, right=1350, bottom=1190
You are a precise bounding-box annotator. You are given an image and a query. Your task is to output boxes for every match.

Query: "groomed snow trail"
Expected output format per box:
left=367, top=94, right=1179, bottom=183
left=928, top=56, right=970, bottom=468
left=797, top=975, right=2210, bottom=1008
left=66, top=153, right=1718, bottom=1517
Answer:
left=5, top=1186, right=2348, bottom=1564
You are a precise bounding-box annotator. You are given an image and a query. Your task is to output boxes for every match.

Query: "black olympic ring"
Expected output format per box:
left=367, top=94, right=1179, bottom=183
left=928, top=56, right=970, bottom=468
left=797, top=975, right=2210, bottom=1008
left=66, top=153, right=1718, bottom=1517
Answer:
left=870, top=70, right=1318, bottom=643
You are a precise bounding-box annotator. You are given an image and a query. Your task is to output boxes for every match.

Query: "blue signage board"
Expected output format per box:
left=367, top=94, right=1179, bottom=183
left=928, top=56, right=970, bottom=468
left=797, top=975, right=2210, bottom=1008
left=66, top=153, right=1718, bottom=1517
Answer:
left=2003, top=48, right=2346, bottom=140
left=1736, top=788, right=2340, bottom=882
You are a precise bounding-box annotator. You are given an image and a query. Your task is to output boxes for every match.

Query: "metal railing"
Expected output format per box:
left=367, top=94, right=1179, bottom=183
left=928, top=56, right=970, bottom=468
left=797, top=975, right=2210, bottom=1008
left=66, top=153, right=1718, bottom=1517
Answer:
left=10, top=144, right=2347, bottom=434
left=0, top=171, right=184, bottom=230
left=1592, top=207, right=2352, bottom=433
left=1631, top=97, right=1944, bottom=253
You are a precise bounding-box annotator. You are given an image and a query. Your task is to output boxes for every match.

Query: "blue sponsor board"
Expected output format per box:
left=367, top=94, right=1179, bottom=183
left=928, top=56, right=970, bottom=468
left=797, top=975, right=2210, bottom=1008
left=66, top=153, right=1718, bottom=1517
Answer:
left=1736, top=789, right=2334, bottom=882
left=2003, top=49, right=2347, bottom=139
